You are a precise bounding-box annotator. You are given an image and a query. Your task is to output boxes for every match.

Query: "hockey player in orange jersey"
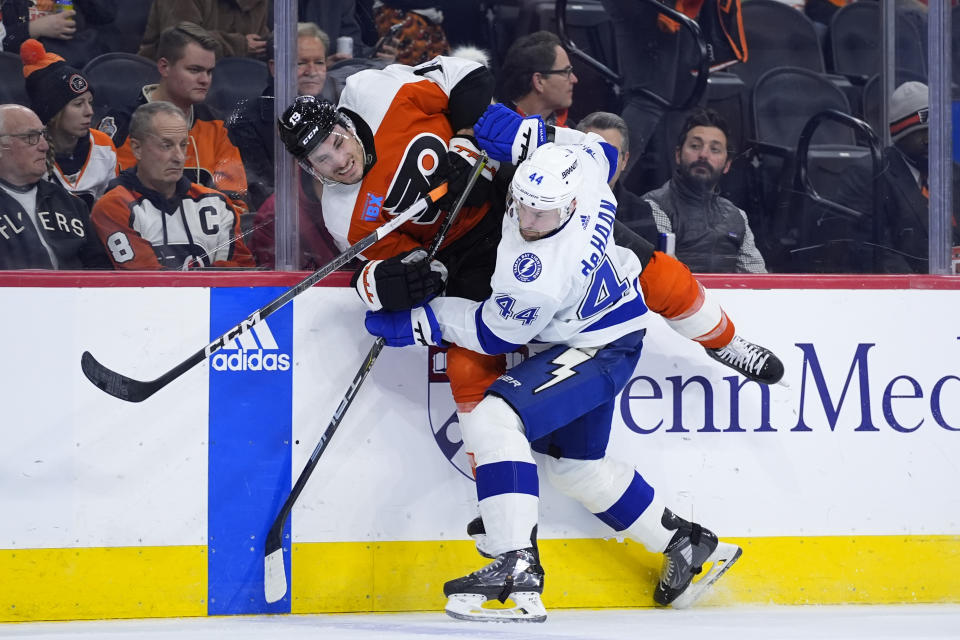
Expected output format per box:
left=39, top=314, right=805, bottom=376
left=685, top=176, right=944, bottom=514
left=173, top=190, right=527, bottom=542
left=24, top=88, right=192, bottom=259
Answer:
left=278, top=55, right=509, bottom=420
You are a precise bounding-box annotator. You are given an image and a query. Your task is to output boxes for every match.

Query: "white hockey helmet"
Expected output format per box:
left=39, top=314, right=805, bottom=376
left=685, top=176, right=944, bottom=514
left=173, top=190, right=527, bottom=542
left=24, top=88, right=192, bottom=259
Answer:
left=510, top=143, right=583, bottom=239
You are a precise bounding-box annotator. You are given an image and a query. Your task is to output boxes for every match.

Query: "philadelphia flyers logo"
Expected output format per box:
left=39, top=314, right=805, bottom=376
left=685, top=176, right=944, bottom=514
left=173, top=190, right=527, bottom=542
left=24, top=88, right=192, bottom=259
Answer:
left=382, top=133, right=447, bottom=225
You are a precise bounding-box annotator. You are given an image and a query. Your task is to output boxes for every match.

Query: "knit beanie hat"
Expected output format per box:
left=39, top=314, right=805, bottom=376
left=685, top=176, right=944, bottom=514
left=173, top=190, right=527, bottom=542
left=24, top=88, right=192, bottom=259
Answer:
left=889, top=81, right=929, bottom=143
left=20, top=39, right=91, bottom=124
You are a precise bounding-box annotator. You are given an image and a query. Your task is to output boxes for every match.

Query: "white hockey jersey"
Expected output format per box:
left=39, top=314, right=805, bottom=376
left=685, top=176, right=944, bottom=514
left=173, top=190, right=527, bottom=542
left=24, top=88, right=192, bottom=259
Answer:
left=432, top=135, right=653, bottom=353
left=49, top=129, right=119, bottom=204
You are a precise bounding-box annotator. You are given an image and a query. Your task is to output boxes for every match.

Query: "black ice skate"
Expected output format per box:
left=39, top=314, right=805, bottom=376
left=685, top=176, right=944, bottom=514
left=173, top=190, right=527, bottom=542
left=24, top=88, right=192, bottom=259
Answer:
left=467, top=516, right=539, bottom=562
left=654, top=509, right=742, bottom=608
left=706, top=335, right=784, bottom=385
left=443, top=547, right=546, bottom=622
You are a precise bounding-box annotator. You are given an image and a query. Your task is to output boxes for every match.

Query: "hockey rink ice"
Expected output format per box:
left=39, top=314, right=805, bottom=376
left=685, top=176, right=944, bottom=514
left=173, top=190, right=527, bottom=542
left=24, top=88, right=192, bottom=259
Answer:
left=1, top=605, right=959, bottom=640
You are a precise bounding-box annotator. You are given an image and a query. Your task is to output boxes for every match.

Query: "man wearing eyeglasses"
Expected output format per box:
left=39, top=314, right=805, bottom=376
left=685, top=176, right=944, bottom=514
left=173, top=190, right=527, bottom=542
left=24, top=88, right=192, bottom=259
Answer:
left=0, top=104, right=110, bottom=270
left=497, top=31, right=578, bottom=128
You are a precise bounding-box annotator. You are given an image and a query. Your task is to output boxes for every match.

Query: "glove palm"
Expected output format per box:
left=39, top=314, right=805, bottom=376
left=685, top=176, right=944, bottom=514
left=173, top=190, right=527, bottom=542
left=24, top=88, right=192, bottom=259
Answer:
left=365, top=305, right=444, bottom=347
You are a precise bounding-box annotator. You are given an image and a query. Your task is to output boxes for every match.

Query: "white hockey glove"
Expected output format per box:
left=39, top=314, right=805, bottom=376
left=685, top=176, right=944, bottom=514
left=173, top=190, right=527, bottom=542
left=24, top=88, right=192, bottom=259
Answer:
left=351, top=248, right=448, bottom=312
left=432, top=135, right=499, bottom=210
left=474, top=103, right=546, bottom=164
left=365, top=304, right=444, bottom=347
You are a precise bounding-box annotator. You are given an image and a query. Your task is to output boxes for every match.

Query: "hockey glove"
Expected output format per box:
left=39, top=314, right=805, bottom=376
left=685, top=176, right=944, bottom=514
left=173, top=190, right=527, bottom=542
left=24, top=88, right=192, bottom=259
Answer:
left=433, top=135, right=499, bottom=210
left=365, top=304, right=444, bottom=347
left=474, top=103, right=546, bottom=164
left=351, top=248, right=448, bottom=312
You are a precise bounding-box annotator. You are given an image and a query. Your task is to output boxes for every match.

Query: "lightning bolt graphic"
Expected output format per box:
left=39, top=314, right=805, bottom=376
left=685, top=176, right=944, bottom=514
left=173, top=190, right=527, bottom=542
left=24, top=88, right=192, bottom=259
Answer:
left=534, top=347, right=597, bottom=393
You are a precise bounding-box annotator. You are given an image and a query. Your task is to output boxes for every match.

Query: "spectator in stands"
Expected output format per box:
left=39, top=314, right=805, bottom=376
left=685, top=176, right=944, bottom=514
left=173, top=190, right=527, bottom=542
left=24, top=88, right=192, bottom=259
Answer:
left=137, top=0, right=270, bottom=60
left=19, top=39, right=118, bottom=210
left=91, top=101, right=254, bottom=270
left=497, top=30, right=577, bottom=127
left=641, top=107, right=767, bottom=273
left=1, top=0, right=116, bottom=67
left=227, top=22, right=334, bottom=210
left=578, top=111, right=659, bottom=246
left=249, top=167, right=341, bottom=270
left=98, top=22, right=250, bottom=214
left=292, top=25, right=333, bottom=101
left=0, top=103, right=110, bottom=269
left=835, top=82, right=960, bottom=274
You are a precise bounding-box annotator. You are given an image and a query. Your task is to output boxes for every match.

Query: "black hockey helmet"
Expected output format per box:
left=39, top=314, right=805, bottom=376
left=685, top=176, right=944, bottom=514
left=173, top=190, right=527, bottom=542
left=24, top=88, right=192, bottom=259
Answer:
left=278, top=95, right=344, bottom=160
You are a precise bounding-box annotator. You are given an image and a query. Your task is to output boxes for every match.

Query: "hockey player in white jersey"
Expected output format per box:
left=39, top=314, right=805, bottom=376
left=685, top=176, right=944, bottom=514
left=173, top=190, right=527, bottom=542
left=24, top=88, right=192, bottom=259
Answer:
left=365, top=108, right=784, bottom=622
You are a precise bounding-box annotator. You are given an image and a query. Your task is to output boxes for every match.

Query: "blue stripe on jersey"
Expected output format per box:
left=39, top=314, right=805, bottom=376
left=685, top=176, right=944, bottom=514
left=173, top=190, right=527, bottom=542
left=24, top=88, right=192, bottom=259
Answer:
left=593, top=471, right=655, bottom=531
left=598, top=141, right=619, bottom=184
left=583, top=279, right=648, bottom=332
left=476, top=460, right=539, bottom=500
left=475, top=303, right=524, bottom=355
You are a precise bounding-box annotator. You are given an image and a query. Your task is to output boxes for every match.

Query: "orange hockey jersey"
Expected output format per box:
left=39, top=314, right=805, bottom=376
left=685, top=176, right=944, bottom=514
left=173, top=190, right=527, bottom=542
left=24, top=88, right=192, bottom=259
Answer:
left=321, top=56, right=494, bottom=260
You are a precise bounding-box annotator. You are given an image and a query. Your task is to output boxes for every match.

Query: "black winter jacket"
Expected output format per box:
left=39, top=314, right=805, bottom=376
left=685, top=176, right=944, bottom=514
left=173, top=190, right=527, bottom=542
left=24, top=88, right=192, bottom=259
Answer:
left=0, top=178, right=111, bottom=270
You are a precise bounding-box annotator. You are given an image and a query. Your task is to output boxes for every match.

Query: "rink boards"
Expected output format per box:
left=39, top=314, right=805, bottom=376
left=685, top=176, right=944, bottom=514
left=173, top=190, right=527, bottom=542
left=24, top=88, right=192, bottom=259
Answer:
left=1, top=273, right=959, bottom=622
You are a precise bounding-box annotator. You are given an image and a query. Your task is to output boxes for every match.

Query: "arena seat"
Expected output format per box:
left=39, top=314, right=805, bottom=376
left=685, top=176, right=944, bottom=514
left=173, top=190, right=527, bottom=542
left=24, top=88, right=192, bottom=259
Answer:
left=206, top=57, right=271, bottom=118
left=787, top=110, right=883, bottom=273
left=827, top=2, right=928, bottom=86
left=736, top=0, right=859, bottom=120
left=0, top=52, right=29, bottom=107
left=95, top=0, right=154, bottom=54
left=82, top=52, right=160, bottom=128
left=748, top=66, right=858, bottom=270
left=735, top=0, right=825, bottom=93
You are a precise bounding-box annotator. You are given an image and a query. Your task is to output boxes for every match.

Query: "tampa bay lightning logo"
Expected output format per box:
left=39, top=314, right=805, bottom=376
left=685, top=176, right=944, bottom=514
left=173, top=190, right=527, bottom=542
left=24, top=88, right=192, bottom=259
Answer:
left=513, top=253, right=542, bottom=282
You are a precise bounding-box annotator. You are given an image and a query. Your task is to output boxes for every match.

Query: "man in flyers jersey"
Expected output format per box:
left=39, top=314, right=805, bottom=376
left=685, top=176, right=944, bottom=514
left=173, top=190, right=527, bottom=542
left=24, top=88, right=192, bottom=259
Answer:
left=278, top=55, right=511, bottom=422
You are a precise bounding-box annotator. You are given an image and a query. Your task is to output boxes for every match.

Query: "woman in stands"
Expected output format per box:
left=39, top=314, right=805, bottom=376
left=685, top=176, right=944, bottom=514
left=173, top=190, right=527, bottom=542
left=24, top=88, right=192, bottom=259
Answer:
left=19, top=38, right=118, bottom=209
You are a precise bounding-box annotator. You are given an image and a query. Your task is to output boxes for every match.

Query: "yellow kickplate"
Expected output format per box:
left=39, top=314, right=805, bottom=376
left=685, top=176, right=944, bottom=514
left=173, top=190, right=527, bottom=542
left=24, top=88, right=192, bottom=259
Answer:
left=0, top=546, right=207, bottom=622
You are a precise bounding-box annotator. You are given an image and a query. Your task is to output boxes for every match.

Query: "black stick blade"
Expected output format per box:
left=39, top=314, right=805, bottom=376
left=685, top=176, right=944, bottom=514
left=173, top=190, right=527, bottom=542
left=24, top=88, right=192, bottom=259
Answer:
left=80, top=351, right=159, bottom=403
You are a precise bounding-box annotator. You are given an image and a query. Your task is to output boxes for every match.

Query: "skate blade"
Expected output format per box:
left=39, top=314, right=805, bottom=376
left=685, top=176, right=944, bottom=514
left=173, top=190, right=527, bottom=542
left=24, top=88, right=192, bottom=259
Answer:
left=444, top=592, right=546, bottom=623
left=671, top=542, right=743, bottom=609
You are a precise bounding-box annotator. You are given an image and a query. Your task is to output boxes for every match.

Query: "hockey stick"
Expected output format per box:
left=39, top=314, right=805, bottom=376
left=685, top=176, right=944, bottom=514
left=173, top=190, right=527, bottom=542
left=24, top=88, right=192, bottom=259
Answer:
left=80, top=182, right=449, bottom=403
left=264, top=152, right=489, bottom=604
